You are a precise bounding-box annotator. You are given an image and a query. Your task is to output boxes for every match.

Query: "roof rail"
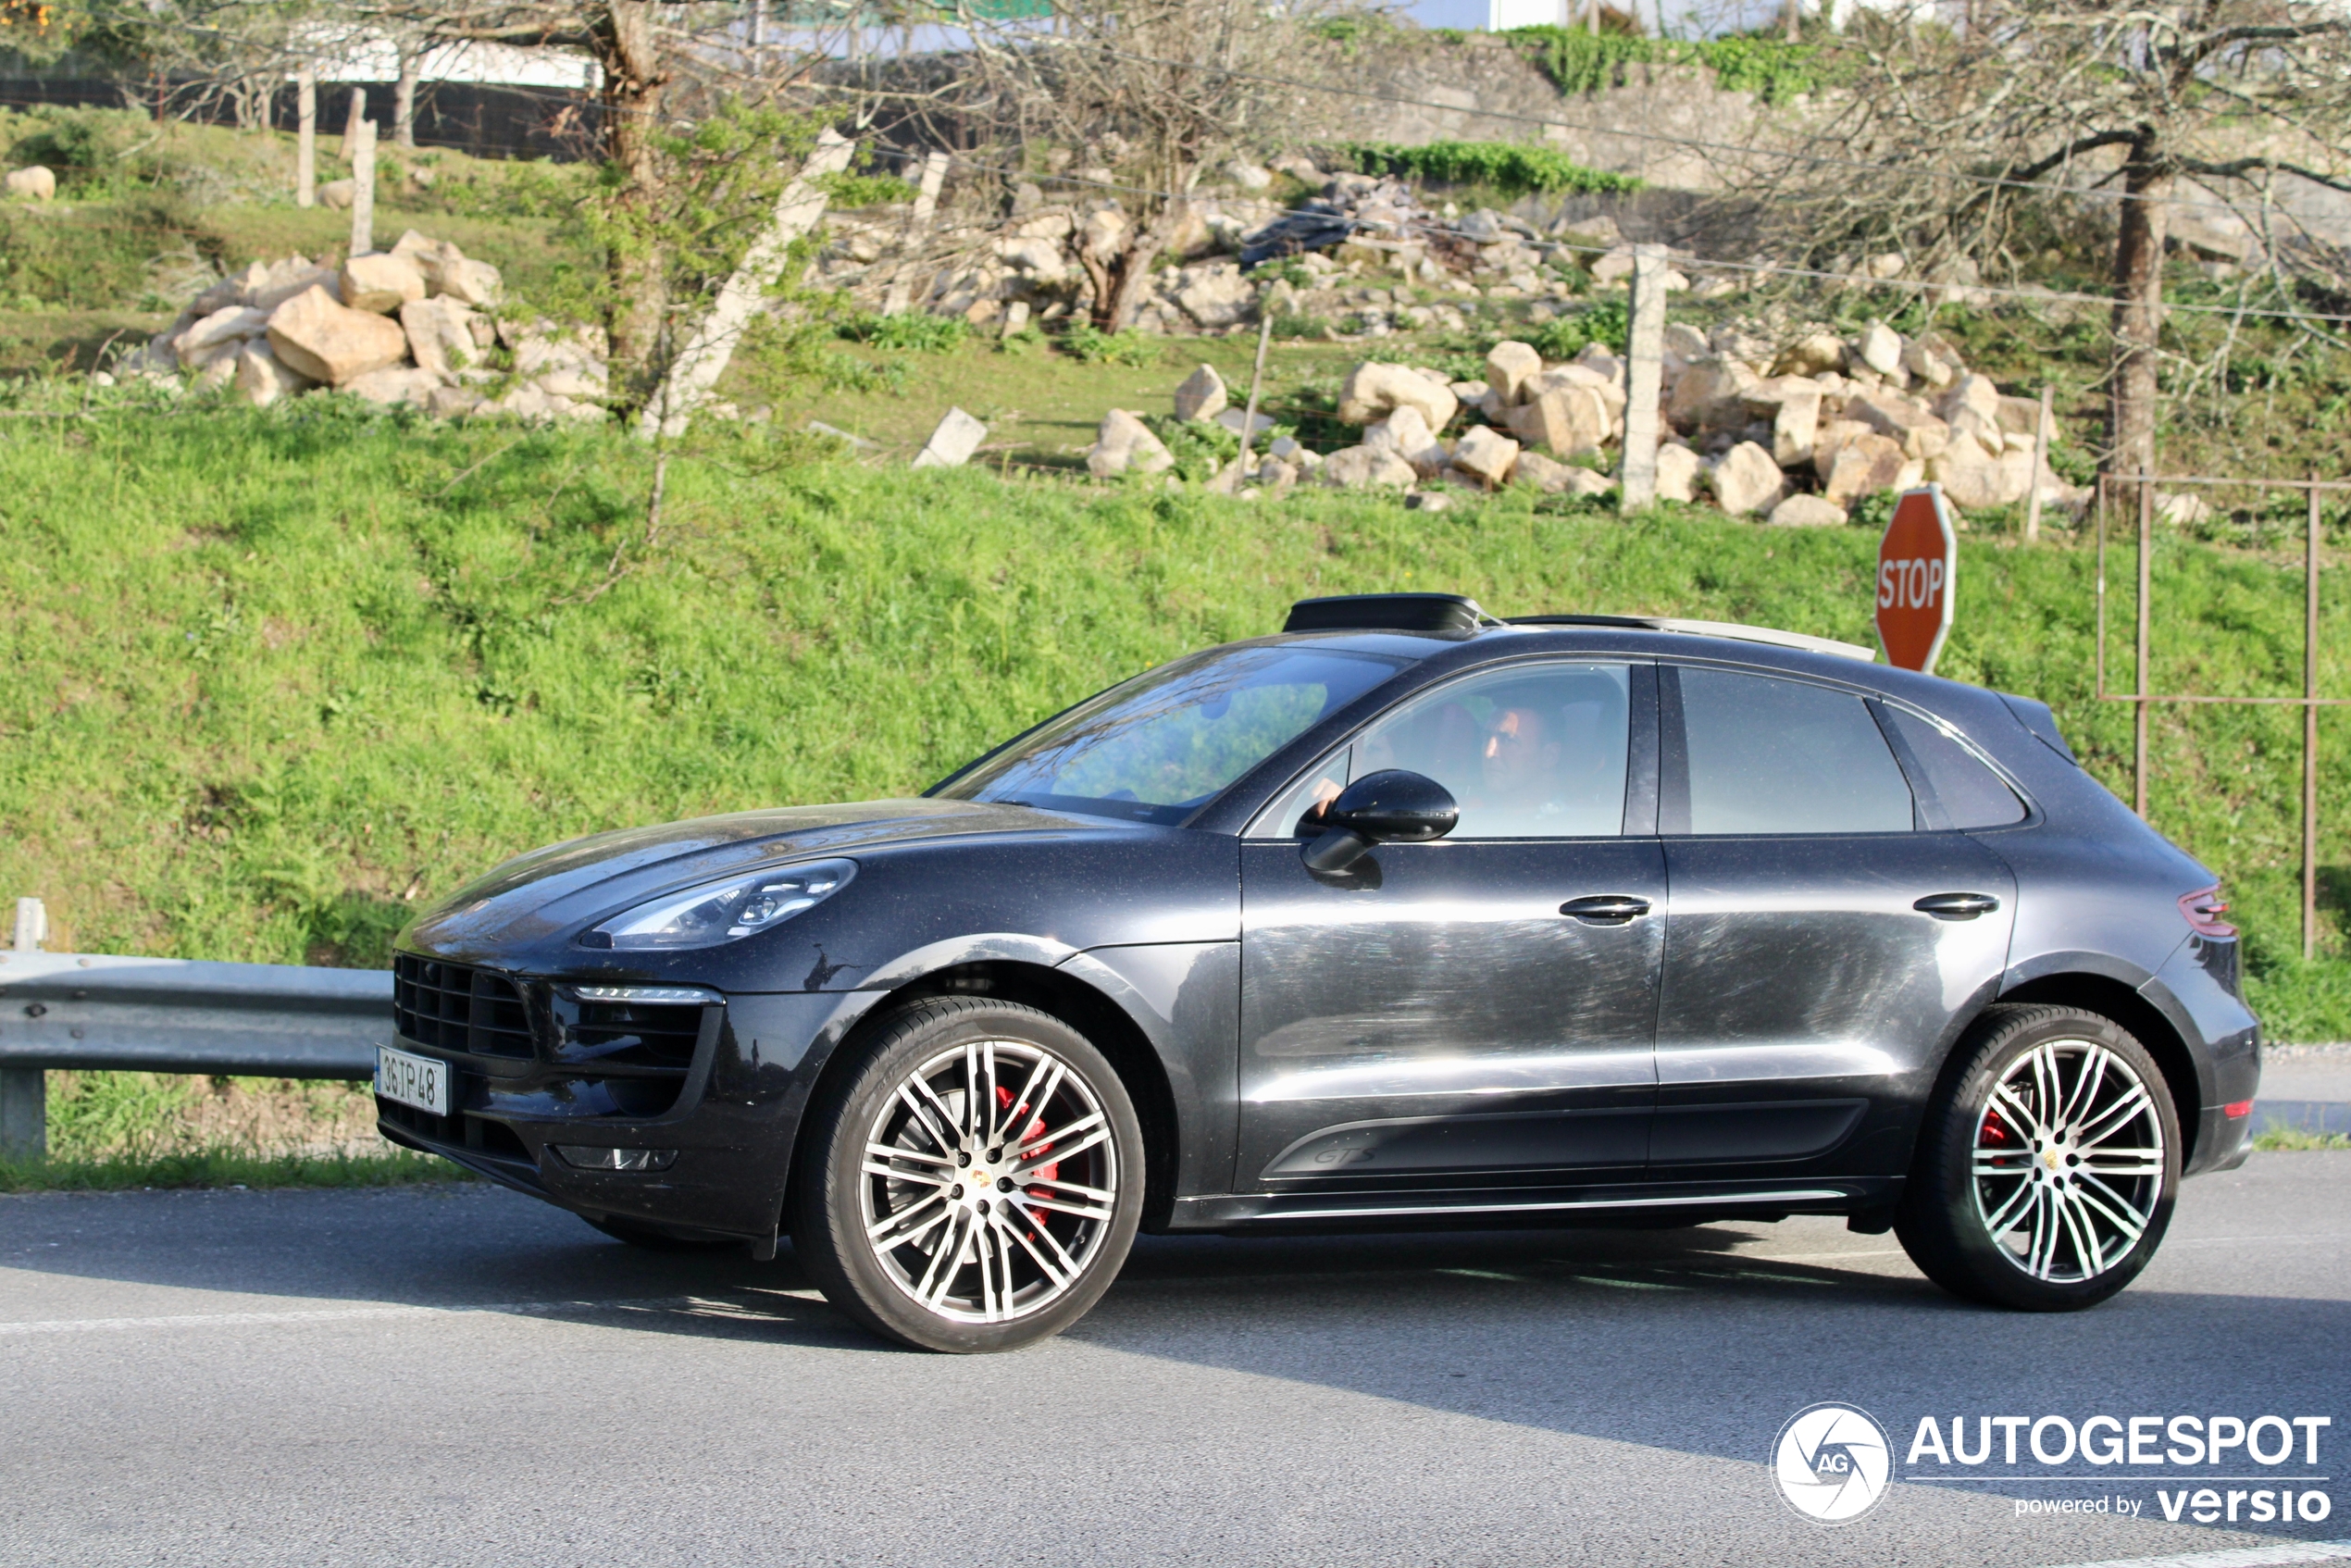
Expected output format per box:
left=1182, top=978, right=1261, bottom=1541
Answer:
left=1509, top=614, right=1878, bottom=663
left=1284, top=593, right=1502, bottom=635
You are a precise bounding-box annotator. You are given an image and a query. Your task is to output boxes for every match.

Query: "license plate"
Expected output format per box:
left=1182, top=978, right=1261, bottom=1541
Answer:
left=376, top=1046, right=451, bottom=1116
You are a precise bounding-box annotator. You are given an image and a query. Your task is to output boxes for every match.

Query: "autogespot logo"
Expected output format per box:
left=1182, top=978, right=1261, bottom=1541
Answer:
left=1773, top=1403, right=1894, bottom=1524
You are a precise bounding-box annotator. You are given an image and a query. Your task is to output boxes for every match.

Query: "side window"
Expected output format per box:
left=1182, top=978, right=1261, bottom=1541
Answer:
left=1883, top=707, right=2029, bottom=828
left=1353, top=662, right=1633, bottom=839
left=1675, top=667, right=1913, bottom=835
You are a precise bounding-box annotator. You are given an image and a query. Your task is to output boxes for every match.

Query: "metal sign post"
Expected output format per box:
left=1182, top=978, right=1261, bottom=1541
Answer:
left=1876, top=485, right=1959, bottom=674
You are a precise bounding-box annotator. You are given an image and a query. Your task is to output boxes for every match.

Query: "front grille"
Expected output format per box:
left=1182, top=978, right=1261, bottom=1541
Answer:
left=392, top=953, right=535, bottom=1059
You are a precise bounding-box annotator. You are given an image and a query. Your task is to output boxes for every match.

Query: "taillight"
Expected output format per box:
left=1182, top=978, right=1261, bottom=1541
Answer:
left=2180, top=886, right=2236, bottom=940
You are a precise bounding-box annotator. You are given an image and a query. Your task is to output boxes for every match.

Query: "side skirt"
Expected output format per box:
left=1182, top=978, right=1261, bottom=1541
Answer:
left=1164, top=1177, right=1899, bottom=1235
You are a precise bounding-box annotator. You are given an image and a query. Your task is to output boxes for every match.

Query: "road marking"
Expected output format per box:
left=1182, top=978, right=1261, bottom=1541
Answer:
left=0, top=1293, right=824, bottom=1337
left=2035, top=1541, right=2351, bottom=1568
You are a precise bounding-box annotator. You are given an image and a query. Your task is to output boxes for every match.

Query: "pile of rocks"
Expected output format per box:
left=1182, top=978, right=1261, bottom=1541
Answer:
left=812, top=161, right=1641, bottom=337
left=109, top=231, right=606, bottom=424
left=1088, top=317, right=2079, bottom=522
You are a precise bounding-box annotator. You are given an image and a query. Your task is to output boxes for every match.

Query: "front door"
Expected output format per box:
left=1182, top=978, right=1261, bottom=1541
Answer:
left=1236, top=659, right=1667, bottom=1192
left=1649, top=663, right=2020, bottom=1180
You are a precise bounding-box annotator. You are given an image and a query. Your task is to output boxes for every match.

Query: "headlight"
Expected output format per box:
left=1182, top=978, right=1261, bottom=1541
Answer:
left=578, top=859, right=856, bottom=950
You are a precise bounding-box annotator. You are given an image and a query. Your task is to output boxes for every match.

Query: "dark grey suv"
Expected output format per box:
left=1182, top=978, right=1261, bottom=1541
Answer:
left=379, top=594, right=2259, bottom=1351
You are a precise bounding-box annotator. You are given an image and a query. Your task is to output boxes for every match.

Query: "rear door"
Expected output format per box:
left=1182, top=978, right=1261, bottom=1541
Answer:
left=1649, top=664, right=2020, bottom=1181
left=1235, top=659, right=1667, bottom=1195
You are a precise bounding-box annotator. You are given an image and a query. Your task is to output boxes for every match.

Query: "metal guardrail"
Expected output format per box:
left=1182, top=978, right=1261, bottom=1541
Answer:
left=0, top=951, right=389, bottom=1076
left=1, top=898, right=391, bottom=1158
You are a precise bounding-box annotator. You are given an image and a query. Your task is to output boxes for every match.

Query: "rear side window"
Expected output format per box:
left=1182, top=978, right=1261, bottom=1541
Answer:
left=1675, top=667, right=1913, bottom=835
left=1883, top=707, right=2028, bottom=828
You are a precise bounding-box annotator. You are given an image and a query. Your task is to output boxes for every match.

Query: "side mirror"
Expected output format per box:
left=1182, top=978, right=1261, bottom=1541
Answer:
left=1302, top=769, right=1458, bottom=874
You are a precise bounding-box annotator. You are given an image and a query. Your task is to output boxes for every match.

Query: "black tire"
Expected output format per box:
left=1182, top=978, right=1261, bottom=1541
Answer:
left=791, top=997, right=1146, bottom=1353
left=1897, top=1004, right=2181, bottom=1312
left=581, top=1214, right=745, bottom=1252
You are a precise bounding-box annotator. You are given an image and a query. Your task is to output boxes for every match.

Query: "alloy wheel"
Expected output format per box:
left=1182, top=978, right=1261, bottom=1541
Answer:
left=1972, top=1038, right=2166, bottom=1283
left=857, top=1038, right=1120, bottom=1325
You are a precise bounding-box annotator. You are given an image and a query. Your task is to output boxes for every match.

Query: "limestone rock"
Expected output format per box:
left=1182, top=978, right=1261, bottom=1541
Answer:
left=427, top=384, right=483, bottom=420
left=250, top=259, right=340, bottom=314
left=341, top=253, right=428, bottom=315
left=1406, top=491, right=1452, bottom=513
left=992, top=236, right=1068, bottom=282
left=1811, top=418, right=1874, bottom=481
left=1940, top=373, right=2003, bottom=427
left=1087, top=409, right=1174, bottom=478
left=1932, top=430, right=2035, bottom=508
left=1867, top=252, right=1908, bottom=280
left=1364, top=407, right=1448, bottom=477
left=5, top=165, right=56, bottom=200
left=1855, top=320, right=1902, bottom=376
left=1223, top=158, right=1273, bottom=192
left=1485, top=341, right=1543, bottom=404
left=318, top=180, right=355, bottom=210
left=1337, top=362, right=1458, bottom=430
left=232, top=340, right=316, bottom=407
left=1531, top=365, right=1626, bottom=425
left=1174, top=364, right=1228, bottom=422
left=1318, top=445, right=1418, bottom=490
left=1661, top=322, right=1710, bottom=362
left=399, top=297, right=478, bottom=380
left=1512, top=452, right=1613, bottom=497
left=1769, top=493, right=1848, bottom=528
left=1772, top=393, right=1822, bottom=469
left=1902, top=337, right=1957, bottom=389
left=1574, top=343, right=1624, bottom=383
left=1666, top=357, right=1759, bottom=435
left=342, top=366, right=443, bottom=407
left=1847, top=393, right=1951, bottom=461
left=1996, top=394, right=2049, bottom=440
left=267, top=285, right=410, bottom=385
left=1451, top=424, right=1520, bottom=489
left=1176, top=265, right=1253, bottom=328
left=911, top=405, right=988, bottom=468
left=1709, top=441, right=1786, bottom=516
left=1509, top=386, right=1609, bottom=458
left=1654, top=442, right=1702, bottom=504
left=1771, top=333, right=1846, bottom=378
left=175, top=305, right=270, bottom=365
left=1215, top=408, right=1275, bottom=438
left=1823, top=433, right=1910, bottom=507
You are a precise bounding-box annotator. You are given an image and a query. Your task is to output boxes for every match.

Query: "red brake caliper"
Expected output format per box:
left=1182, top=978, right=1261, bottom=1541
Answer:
left=996, top=1085, right=1055, bottom=1241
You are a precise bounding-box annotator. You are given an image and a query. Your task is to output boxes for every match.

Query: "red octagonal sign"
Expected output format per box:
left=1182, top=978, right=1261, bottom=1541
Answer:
left=1876, top=484, right=1958, bottom=674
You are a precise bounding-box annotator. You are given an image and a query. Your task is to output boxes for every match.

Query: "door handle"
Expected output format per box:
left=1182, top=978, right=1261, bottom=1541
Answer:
left=1914, top=892, right=2000, bottom=920
left=1560, top=895, right=1652, bottom=925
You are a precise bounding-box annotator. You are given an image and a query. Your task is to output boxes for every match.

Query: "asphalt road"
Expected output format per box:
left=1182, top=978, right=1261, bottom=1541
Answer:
left=3, top=1152, right=2348, bottom=1568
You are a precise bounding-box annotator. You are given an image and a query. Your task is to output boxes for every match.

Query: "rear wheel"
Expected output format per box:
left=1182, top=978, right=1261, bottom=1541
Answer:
left=1897, top=1005, right=2179, bottom=1311
left=791, top=998, right=1145, bottom=1352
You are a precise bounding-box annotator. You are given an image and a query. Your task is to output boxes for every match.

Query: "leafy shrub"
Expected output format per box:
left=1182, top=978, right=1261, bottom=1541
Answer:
left=1529, top=298, right=1630, bottom=358
left=1062, top=323, right=1162, bottom=366
left=838, top=312, right=971, bottom=354
left=1507, top=26, right=1821, bottom=106
left=1346, top=141, right=1642, bottom=198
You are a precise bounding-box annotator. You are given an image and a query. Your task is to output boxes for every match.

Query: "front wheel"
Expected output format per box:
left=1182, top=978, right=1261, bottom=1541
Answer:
left=1897, top=1005, right=2180, bottom=1312
left=791, top=998, right=1145, bottom=1352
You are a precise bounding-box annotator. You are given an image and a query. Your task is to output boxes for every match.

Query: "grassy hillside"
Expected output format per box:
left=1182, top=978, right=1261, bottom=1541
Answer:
left=1, top=402, right=2345, bottom=1039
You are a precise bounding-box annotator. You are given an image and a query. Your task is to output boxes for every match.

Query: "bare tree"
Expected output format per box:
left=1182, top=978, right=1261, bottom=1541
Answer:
left=952, top=0, right=1349, bottom=330
left=1761, top=0, right=2351, bottom=479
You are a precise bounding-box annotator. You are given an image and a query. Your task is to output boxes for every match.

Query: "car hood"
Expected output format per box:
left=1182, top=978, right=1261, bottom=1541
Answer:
left=398, top=797, right=1097, bottom=961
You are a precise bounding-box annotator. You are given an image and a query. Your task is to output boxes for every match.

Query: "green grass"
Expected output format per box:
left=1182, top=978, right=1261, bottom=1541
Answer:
left=2250, top=1125, right=2351, bottom=1151
left=0, top=1146, right=473, bottom=1192
left=1, top=400, right=2347, bottom=1039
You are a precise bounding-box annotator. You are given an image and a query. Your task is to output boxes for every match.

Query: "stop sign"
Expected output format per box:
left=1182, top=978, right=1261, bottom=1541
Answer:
left=1876, top=484, right=1958, bottom=673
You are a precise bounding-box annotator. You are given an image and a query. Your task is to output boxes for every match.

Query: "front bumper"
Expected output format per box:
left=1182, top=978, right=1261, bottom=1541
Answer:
left=375, top=963, right=877, bottom=1239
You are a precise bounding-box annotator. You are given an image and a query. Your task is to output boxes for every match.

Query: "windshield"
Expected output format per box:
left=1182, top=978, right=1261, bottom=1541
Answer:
left=938, top=644, right=1411, bottom=824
